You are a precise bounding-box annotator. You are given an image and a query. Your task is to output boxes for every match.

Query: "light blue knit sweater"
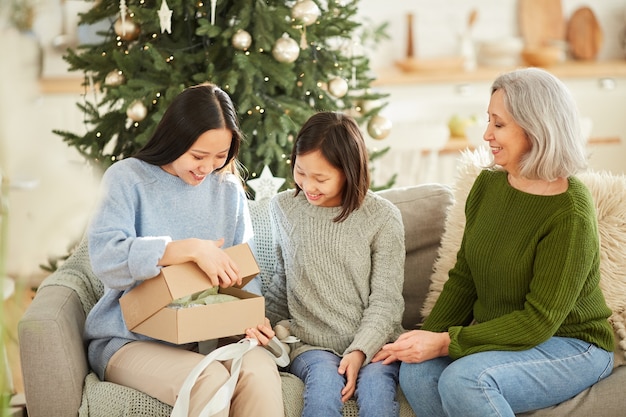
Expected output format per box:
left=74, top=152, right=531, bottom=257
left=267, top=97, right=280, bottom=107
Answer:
left=84, top=158, right=254, bottom=380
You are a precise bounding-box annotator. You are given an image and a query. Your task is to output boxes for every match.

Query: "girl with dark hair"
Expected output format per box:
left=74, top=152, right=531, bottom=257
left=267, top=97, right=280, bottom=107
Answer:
left=84, top=83, right=283, bottom=417
left=264, top=111, right=406, bottom=417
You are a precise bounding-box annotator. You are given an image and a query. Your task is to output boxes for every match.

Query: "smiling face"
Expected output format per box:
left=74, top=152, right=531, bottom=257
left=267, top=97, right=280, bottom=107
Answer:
left=293, top=149, right=346, bottom=208
left=161, top=128, right=232, bottom=185
left=485, top=89, right=532, bottom=176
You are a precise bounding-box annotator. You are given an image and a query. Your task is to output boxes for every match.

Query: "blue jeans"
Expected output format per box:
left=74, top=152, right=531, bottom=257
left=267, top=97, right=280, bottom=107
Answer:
left=290, top=349, right=400, bottom=417
left=399, top=337, right=613, bottom=417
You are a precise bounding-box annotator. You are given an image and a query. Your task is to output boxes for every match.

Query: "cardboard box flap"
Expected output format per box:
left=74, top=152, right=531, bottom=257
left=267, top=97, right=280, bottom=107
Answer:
left=224, top=243, right=260, bottom=289
left=120, top=243, right=260, bottom=331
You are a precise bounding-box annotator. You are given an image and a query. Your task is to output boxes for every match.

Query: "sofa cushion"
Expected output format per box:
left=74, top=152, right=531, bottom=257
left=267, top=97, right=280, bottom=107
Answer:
left=422, top=148, right=626, bottom=364
left=249, top=184, right=454, bottom=331
left=377, top=184, right=454, bottom=329
left=248, top=198, right=274, bottom=290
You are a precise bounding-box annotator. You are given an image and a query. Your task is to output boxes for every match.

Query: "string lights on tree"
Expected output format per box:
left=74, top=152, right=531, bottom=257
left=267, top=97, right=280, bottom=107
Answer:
left=55, top=0, right=392, bottom=188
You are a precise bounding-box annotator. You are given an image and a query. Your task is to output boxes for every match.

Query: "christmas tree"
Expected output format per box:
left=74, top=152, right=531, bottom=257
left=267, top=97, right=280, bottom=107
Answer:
left=54, top=0, right=394, bottom=193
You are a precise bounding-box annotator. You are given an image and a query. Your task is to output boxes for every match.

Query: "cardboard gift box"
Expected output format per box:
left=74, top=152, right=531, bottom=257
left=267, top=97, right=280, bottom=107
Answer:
left=120, top=243, right=264, bottom=344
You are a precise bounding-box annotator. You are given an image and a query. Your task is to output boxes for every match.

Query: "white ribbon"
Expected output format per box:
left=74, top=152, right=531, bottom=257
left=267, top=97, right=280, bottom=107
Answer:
left=171, top=338, right=258, bottom=417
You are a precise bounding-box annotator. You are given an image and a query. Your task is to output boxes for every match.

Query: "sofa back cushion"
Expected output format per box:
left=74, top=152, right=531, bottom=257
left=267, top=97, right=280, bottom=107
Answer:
left=249, top=184, right=454, bottom=331
left=376, top=184, right=454, bottom=329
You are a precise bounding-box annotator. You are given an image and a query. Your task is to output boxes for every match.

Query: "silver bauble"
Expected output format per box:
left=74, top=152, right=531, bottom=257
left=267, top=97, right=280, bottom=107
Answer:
left=232, top=29, right=252, bottom=50
left=367, top=115, right=392, bottom=140
left=126, top=100, right=148, bottom=122
left=104, top=70, right=125, bottom=87
left=272, top=34, right=300, bottom=63
left=291, top=0, right=321, bottom=27
left=328, top=77, right=349, bottom=98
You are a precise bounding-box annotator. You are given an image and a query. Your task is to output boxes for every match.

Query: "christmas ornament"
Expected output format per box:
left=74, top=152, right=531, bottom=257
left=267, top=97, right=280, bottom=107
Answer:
left=328, top=77, right=348, bottom=98
left=114, top=15, right=141, bottom=41
left=158, top=0, right=173, bottom=34
left=104, top=70, right=125, bottom=87
left=126, top=100, right=148, bottom=122
left=291, top=0, right=321, bottom=26
left=210, top=0, right=217, bottom=25
left=232, top=29, right=252, bottom=50
left=247, top=165, right=285, bottom=201
left=119, top=0, right=127, bottom=24
left=367, top=115, right=392, bottom=140
left=272, top=34, right=300, bottom=63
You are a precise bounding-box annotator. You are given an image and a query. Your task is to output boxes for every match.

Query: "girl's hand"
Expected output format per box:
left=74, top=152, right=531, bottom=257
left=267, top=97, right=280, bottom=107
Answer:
left=193, top=239, right=242, bottom=288
left=159, top=238, right=241, bottom=287
left=380, top=330, right=450, bottom=363
left=245, top=318, right=275, bottom=347
left=371, top=347, right=398, bottom=365
left=338, top=350, right=365, bottom=402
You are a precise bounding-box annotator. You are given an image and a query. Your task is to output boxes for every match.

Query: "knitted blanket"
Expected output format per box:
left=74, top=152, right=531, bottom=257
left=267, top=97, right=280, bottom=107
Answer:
left=38, top=234, right=103, bottom=315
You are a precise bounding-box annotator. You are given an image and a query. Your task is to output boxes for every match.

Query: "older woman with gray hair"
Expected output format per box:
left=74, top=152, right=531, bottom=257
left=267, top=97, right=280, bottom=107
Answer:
left=374, top=67, right=614, bottom=417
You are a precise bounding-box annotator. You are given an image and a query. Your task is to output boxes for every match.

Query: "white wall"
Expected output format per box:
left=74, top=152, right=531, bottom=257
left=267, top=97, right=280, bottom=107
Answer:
left=2, top=0, right=626, bottom=280
left=358, top=0, right=626, bottom=69
left=1, top=24, right=100, bottom=282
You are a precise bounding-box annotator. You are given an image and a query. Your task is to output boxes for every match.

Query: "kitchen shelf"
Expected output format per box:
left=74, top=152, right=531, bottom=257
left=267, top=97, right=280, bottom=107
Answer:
left=373, top=59, right=626, bottom=86
left=39, top=60, right=626, bottom=93
left=428, top=135, right=620, bottom=155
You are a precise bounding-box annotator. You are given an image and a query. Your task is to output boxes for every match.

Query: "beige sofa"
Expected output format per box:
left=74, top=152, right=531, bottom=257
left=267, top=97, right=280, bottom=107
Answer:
left=18, top=150, right=626, bottom=417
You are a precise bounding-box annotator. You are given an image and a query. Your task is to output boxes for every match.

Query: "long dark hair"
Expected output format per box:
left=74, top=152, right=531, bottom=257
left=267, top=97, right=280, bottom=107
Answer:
left=134, top=83, right=242, bottom=173
left=291, top=111, right=370, bottom=222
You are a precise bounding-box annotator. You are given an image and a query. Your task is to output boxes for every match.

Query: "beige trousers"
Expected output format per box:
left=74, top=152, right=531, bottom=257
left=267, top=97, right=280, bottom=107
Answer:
left=105, top=340, right=284, bottom=417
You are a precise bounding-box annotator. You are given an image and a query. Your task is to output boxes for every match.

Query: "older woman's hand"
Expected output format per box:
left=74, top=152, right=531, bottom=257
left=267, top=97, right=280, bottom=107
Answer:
left=377, top=330, right=450, bottom=364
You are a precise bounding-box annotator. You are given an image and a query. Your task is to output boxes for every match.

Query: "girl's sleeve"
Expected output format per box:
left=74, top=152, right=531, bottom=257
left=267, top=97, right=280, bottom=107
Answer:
left=87, top=168, right=170, bottom=290
left=264, top=197, right=290, bottom=326
left=233, top=181, right=254, bottom=246
left=347, top=204, right=406, bottom=363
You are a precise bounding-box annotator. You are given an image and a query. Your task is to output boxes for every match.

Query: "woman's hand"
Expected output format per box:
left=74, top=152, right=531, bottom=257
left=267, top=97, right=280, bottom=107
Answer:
left=378, top=330, right=450, bottom=364
left=338, top=350, right=365, bottom=402
left=159, top=238, right=241, bottom=287
left=245, top=318, right=275, bottom=347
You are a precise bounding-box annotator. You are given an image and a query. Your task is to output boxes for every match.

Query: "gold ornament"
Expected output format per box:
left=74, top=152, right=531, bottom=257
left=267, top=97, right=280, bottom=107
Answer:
left=272, top=34, right=300, bottom=63
left=291, top=0, right=321, bottom=26
left=104, top=70, right=125, bottom=87
left=328, top=77, right=348, bottom=98
left=114, top=15, right=141, bottom=41
left=232, top=30, right=252, bottom=50
left=367, top=115, right=392, bottom=140
left=126, top=100, right=148, bottom=122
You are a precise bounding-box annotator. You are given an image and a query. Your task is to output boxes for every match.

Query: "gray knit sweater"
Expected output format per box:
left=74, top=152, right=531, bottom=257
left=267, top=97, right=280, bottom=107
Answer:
left=265, top=189, right=406, bottom=364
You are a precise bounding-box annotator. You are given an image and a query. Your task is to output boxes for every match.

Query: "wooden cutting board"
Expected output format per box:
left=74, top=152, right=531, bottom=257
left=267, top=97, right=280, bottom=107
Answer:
left=567, top=6, right=603, bottom=60
left=519, top=0, right=566, bottom=47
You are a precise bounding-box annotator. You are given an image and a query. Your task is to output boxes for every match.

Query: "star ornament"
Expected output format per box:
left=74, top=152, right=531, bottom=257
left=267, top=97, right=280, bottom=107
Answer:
left=158, top=0, right=173, bottom=34
left=247, top=165, right=285, bottom=201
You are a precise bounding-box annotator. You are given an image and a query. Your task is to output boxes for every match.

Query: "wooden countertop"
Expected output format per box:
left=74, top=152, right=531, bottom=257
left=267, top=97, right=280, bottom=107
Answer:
left=373, top=59, right=626, bottom=86
left=39, top=60, right=626, bottom=93
left=429, top=135, right=621, bottom=155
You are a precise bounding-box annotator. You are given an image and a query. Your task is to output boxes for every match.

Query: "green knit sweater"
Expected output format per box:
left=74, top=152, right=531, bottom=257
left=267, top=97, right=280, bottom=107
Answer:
left=423, top=170, right=614, bottom=359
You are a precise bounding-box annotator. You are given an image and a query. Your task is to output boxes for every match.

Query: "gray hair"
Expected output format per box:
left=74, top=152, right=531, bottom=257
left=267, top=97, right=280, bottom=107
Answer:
left=489, top=67, right=587, bottom=180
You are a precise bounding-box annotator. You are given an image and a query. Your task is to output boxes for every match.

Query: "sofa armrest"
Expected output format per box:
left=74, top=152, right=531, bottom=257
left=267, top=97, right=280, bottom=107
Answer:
left=18, top=285, right=89, bottom=417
